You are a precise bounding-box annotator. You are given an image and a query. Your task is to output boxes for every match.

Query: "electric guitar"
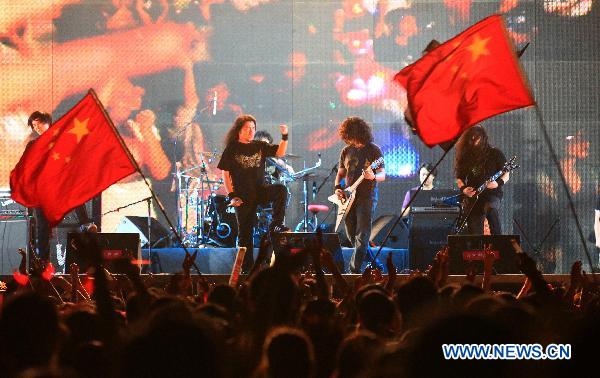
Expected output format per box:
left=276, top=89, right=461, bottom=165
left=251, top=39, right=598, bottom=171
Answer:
left=328, top=157, right=384, bottom=232
left=456, top=156, right=519, bottom=232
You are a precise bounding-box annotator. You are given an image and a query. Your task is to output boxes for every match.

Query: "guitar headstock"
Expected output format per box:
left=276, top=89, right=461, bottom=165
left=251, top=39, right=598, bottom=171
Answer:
left=503, top=155, right=519, bottom=173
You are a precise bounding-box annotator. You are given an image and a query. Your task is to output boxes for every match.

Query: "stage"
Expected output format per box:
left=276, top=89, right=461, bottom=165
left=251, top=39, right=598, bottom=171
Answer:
left=140, top=247, right=408, bottom=275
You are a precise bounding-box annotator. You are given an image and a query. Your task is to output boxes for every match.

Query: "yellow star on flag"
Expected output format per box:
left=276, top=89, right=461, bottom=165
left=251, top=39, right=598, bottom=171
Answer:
left=48, top=141, right=55, bottom=149
left=466, top=34, right=491, bottom=62
left=68, top=118, right=91, bottom=143
left=52, top=152, right=61, bottom=161
left=65, top=156, right=71, bottom=164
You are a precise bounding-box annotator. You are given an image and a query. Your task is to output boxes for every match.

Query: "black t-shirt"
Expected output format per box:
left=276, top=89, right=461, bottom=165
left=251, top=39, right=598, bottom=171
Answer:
left=339, top=143, right=384, bottom=199
left=217, top=141, right=278, bottom=201
left=456, top=147, right=507, bottom=199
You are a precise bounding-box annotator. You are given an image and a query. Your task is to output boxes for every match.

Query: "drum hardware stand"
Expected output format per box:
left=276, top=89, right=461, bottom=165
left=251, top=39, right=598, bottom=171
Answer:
left=193, top=156, right=224, bottom=248
left=170, top=102, right=215, bottom=244
left=293, top=155, right=322, bottom=232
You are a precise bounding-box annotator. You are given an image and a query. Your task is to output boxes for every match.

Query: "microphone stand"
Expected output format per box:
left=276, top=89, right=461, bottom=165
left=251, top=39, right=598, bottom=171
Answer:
left=316, top=162, right=338, bottom=195
left=147, top=196, right=152, bottom=271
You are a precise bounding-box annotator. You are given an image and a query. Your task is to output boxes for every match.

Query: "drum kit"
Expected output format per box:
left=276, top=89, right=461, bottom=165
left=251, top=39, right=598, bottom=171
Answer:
left=174, top=151, right=324, bottom=248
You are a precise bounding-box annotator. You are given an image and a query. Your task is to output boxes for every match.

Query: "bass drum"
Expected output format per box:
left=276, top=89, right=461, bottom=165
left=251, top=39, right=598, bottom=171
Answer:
left=208, top=195, right=238, bottom=247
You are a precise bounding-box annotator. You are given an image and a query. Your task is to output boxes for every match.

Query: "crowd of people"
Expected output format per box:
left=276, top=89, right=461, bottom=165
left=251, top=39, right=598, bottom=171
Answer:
left=0, top=231, right=598, bottom=377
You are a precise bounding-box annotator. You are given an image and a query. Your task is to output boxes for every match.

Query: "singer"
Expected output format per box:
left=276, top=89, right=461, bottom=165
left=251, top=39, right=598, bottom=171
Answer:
left=217, top=115, right=290, bottom=272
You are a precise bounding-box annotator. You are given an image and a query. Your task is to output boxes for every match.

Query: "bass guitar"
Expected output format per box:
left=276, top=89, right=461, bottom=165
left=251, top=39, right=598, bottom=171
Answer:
left=328, top=157, right=385, bottom=232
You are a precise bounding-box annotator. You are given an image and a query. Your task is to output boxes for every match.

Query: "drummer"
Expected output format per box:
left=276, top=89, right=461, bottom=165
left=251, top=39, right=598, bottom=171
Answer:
left=254, top=130, right=295, bottom=183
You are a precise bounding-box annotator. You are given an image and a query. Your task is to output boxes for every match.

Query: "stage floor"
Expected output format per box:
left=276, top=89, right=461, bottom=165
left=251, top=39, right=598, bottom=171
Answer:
left=141, top=247, right=408, bottom=275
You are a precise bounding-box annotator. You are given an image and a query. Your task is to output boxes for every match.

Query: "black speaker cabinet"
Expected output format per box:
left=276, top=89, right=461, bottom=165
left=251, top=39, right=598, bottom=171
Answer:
left=447, top=235, right=521, bottom=274
left=370, top=215, right=409, bottom=249
left=51, top=196, right=102, bottom=273
left=409, top=211, right=458, bottom=270
left=66, top=233, right=141, bottom=273
left=0, top=220, right=28, bottom=275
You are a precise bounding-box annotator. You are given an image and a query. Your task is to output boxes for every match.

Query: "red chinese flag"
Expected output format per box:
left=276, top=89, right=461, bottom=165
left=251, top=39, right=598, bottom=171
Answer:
left=10, top=91, right=136, bottom=227
left=394, top=15, right=535, bottom=147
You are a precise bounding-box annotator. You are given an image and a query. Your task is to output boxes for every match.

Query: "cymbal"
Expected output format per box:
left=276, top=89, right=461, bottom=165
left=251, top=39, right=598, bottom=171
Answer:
left=292, top=171, right=322, bottom=180
left=283, top=153, right=302, bottom=159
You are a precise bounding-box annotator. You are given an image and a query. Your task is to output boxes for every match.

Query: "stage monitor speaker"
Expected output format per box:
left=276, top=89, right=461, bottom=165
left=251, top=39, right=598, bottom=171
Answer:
left=370, top=215, right=409, bottom=249
left=66, top=233, right=141, bottom=273
left=409, top=211, right=458, bottom=270
left=447, top=234, right=521, bottom=274
left=115, top=216, right=170, bottom=248
left=0, top=220, right=28, bottom=275
left=271, top=232, right=344, bottom=270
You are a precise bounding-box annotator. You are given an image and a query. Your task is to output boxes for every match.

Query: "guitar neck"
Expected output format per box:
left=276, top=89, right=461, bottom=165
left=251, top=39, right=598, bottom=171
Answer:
left=476, top=169, right=505, bottom=193
left=347, top=175, right=365, bottom=192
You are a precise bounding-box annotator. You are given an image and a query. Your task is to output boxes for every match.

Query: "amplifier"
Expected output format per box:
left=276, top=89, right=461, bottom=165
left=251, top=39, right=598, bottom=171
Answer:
left=409, top=211, right=458, bottom=270
left=411, top=206, right=460, bottom=214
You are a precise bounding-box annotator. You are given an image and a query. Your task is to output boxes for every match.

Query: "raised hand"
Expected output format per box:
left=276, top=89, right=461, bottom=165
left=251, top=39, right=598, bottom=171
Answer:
left=462, top=186, right=477, bottom=198
left=229, top=197, right=244, bottom=207
left=384, top=252, right=397, bottom=292
left=483, top=250, right=496, bottom=273
left=363, top=167, right=375, bottom=180
left=183, top=250, right=198, bottom=273
left=279, top=124, right=289, bottom=136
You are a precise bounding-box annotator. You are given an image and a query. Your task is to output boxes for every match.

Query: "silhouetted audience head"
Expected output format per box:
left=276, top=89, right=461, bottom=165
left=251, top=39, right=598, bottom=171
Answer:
left=257, top=327, right=315, bottom=378
left=357, top=290, right=398, bottom=337
left=394, top=276, right=438, bottom=325
left=208, top=283, right=237, bottom=312
left=335, top=331, right=383, bottom=378
left=0, top=292, right=61, bottom=374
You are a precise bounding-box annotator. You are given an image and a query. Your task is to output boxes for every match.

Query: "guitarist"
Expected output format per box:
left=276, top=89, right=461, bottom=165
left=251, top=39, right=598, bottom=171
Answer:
left=334, top=117, right=385, bottom=273
left=455, top=125, right=509, bottom=235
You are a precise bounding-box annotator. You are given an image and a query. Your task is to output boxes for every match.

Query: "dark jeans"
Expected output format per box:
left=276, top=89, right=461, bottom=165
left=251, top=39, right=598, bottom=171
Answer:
left=236, top=184, right=288, bottom=271
left=467, top=196, right=502, bottom=235
left=32, top=208, right=50, bottom=261
left=31, top=204, right=91, bottom=261
left=344, top=196, right=373, bottom=273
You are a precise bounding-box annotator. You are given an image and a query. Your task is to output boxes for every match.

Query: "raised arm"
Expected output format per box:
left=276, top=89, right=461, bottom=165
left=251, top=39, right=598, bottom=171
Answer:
left=275, top=124, right=289, bottom=157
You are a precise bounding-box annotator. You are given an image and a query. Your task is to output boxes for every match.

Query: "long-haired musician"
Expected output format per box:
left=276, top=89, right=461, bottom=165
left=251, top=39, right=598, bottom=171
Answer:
left=217, top=115, right=290, bottom=272
left=455, top=125, right=509, bottom=235
left=334, top=117, right=385, bottom=273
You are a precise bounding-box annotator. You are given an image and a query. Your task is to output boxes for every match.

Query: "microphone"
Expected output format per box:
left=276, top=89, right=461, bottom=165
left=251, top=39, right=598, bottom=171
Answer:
left=312, top=182, right=317, bottom=200
left=212, top=91, right=218, bottom=116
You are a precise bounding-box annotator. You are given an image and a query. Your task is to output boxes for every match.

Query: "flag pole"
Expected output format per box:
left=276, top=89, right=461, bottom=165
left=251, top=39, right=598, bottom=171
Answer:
left=533, top=105, right=597, bottom=277
left=87, top=89, right=202, bottom=275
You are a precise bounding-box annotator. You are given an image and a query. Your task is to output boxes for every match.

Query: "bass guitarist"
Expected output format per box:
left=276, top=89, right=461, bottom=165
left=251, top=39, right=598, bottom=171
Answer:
left=455, top=125, right=509, bottom=235
left=334, top=117, right=385, bottom=273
